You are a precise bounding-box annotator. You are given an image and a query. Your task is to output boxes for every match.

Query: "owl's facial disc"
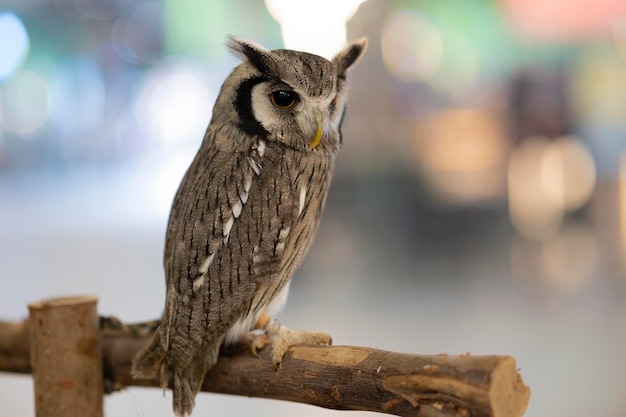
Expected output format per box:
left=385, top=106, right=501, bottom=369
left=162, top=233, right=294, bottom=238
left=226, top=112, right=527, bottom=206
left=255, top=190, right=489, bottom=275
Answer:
left=250, top=80, right=335, bottom=150
left=294, top=107, right=329, bottom=150
left=269, top=90, right=323, bottom=149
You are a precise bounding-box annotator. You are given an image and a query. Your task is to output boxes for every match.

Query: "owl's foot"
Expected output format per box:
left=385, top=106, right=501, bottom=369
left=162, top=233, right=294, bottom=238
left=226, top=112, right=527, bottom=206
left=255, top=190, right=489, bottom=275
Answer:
left=242, top=329, right=269, bottom=357
left=261, top=318, right=332, bottom=367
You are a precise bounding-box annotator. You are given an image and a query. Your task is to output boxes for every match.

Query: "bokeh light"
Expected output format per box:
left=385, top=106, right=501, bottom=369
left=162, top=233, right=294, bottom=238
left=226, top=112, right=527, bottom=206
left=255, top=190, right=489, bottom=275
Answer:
left=48, top=55, right=106, bottom=145
left=500, top=0, right=626, bottom=41
left=0, top=70, right=49, bottom=137
left=381, top=10, right=443, bottom=83
left=264, top=0, right=365, bottom=58
left=570, top=50, right=626, bottom=126
left=508, top=136, right=596, bottom=240
left=0, top=12, right=29, bottom=81
left=134, top=60, right=215, bottom=149
left=542, top=136, right=596, bottom=211
left=508, top=137, right=564, bottom=240
left=613, top=16, right=626, bottom=63
left=413, top=108, right=508, bottom=205
left=111, top=2, right=164, bottom=65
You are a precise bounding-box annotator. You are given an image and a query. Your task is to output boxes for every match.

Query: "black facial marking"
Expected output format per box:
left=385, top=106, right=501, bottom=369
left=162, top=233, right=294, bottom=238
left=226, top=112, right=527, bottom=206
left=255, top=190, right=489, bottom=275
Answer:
left=234, top=76, right=270, bottom=138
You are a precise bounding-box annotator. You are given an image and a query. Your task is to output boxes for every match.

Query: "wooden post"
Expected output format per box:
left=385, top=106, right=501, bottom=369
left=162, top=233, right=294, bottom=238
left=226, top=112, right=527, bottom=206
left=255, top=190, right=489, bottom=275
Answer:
left=28, top=296, right=103, bottom=417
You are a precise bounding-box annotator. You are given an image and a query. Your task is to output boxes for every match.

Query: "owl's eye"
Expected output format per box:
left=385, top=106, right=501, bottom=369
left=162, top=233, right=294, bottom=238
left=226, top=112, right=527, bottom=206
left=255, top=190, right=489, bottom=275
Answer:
left=270, top=90, right=298, bottom=108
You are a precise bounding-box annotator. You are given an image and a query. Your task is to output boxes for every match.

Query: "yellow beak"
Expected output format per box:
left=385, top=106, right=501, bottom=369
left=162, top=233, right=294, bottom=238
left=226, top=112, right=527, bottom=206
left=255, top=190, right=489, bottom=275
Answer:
left=311, top=123, right=323, bottom=149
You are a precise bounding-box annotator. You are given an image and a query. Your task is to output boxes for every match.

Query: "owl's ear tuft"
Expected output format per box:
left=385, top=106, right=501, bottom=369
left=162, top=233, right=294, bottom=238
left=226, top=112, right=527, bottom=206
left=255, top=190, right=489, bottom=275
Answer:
left=227, top=36, right=274, bottom=73
left=332, top=38, right=367, bottom=77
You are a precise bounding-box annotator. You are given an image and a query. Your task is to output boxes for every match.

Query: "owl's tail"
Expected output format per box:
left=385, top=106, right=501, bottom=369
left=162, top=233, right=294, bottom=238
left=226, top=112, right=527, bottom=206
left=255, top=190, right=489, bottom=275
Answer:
left=132, top=331, right=220, bottom=417
left=171, top=342, right=221, bottom=417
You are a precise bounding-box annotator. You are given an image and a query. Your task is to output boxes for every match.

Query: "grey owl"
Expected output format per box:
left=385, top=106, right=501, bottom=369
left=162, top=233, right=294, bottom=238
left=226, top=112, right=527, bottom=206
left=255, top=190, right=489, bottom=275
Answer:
left=132, top=36, right=367, bottom=416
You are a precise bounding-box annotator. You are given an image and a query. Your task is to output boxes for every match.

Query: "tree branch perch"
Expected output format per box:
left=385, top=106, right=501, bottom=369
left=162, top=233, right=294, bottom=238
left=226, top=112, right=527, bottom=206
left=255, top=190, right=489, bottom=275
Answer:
left=0, top=300, right=530, bottom=417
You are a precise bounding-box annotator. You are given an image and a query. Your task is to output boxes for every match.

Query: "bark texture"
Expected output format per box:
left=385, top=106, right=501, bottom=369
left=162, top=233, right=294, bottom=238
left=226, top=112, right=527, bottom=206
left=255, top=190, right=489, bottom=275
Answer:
left=0, top=311, right=530, bottom=417
left=28, top=296, right=103, bottom=417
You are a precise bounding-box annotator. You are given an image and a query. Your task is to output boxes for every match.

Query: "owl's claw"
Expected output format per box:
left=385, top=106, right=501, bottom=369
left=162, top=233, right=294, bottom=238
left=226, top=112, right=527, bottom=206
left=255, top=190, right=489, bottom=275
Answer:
left=245, top=329, right=269, bottom=357
left=243, top=318, right=331, bottom=366
left=263, top=319, right=332, bottom=367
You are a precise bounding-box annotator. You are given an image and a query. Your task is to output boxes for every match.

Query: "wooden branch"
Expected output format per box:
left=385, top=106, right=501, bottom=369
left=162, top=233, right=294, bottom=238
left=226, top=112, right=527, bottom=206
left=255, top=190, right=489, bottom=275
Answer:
left=0, top=315, right=530, bottom=417
left=28, top=296, right=103, bottom=417
left=0, top=319, right=30, bottom=373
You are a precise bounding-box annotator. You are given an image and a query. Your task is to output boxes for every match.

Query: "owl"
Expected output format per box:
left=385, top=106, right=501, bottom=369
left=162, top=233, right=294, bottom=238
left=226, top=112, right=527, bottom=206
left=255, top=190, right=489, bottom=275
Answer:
left=132, top=36, right=367, bottom=416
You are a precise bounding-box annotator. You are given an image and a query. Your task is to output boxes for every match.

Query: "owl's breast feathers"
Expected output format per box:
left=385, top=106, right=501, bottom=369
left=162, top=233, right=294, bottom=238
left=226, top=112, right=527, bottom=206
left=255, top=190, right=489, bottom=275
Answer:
left=159, top=136, right=335, bottom=365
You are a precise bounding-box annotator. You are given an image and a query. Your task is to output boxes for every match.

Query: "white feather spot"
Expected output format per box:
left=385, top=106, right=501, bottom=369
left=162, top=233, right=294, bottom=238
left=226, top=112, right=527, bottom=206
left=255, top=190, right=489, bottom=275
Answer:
left=252, top=245, right=263, bottom=264
left=223, top=216, right=234, bottom=237
left=279, top=226, right=291, bottom=240
left=240, top=178, right=251, bottom=204
left=199, top=252, right=215, bottom=274
left=275, top=227, right=290, bottom=255
left=240, top=190, right=249, bottom=204
left=192, top=275, right=205, bottom=291
left=298, top=186, right=307, bottom=217
left=257, top=140, right=266, bottom=157
left=232, top=200, right=242, bottom=219
left=249, top=157, right=262, bottom=175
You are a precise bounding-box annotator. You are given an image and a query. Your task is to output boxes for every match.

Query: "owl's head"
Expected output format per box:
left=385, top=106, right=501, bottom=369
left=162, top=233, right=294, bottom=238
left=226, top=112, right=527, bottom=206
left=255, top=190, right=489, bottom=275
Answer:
left=216, top=37, right=366, bottom=152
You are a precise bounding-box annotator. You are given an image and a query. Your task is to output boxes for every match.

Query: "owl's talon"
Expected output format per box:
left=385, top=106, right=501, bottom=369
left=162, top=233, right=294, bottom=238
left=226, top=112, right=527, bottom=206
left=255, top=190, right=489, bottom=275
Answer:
left=262, top=319, right=332, bottom=367
left=251, top=334, right=269, bottom=358
left=242, top=329, right=269, bottom=358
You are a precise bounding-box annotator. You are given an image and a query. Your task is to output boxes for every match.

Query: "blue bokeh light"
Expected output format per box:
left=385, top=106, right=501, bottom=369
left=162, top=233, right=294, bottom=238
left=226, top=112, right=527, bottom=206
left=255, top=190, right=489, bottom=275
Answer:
left=0, top=12, right=29, bottom=81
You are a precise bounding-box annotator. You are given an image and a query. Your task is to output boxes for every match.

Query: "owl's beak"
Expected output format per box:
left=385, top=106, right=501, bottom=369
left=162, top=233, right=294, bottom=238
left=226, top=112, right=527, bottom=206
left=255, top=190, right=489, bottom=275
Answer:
left=310, top=114, right=324, bottom=149
left=311, top=124, right=323, bottom=149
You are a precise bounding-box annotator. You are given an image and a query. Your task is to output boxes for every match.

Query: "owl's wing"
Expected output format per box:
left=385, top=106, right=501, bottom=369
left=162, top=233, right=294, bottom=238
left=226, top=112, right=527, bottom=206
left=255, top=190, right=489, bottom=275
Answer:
left=134, top=137, right=307, bottom=416
left=163, top=136, right=307, bottom=361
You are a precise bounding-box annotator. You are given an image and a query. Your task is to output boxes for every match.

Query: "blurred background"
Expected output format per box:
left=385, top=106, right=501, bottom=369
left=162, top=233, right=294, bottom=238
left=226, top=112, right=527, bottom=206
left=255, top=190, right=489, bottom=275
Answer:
left=1, top=0, right=625, bottom=416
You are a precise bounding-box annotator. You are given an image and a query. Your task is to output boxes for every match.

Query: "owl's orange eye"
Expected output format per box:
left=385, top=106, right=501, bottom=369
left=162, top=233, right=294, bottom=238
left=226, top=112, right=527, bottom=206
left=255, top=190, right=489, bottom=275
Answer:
left=270, top=90, right=298, bottom=108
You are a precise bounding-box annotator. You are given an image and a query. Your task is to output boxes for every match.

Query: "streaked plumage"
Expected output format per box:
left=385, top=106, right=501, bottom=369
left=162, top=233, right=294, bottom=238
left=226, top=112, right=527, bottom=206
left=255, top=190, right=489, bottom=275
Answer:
left=132, top=36, right=366, bottom=416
